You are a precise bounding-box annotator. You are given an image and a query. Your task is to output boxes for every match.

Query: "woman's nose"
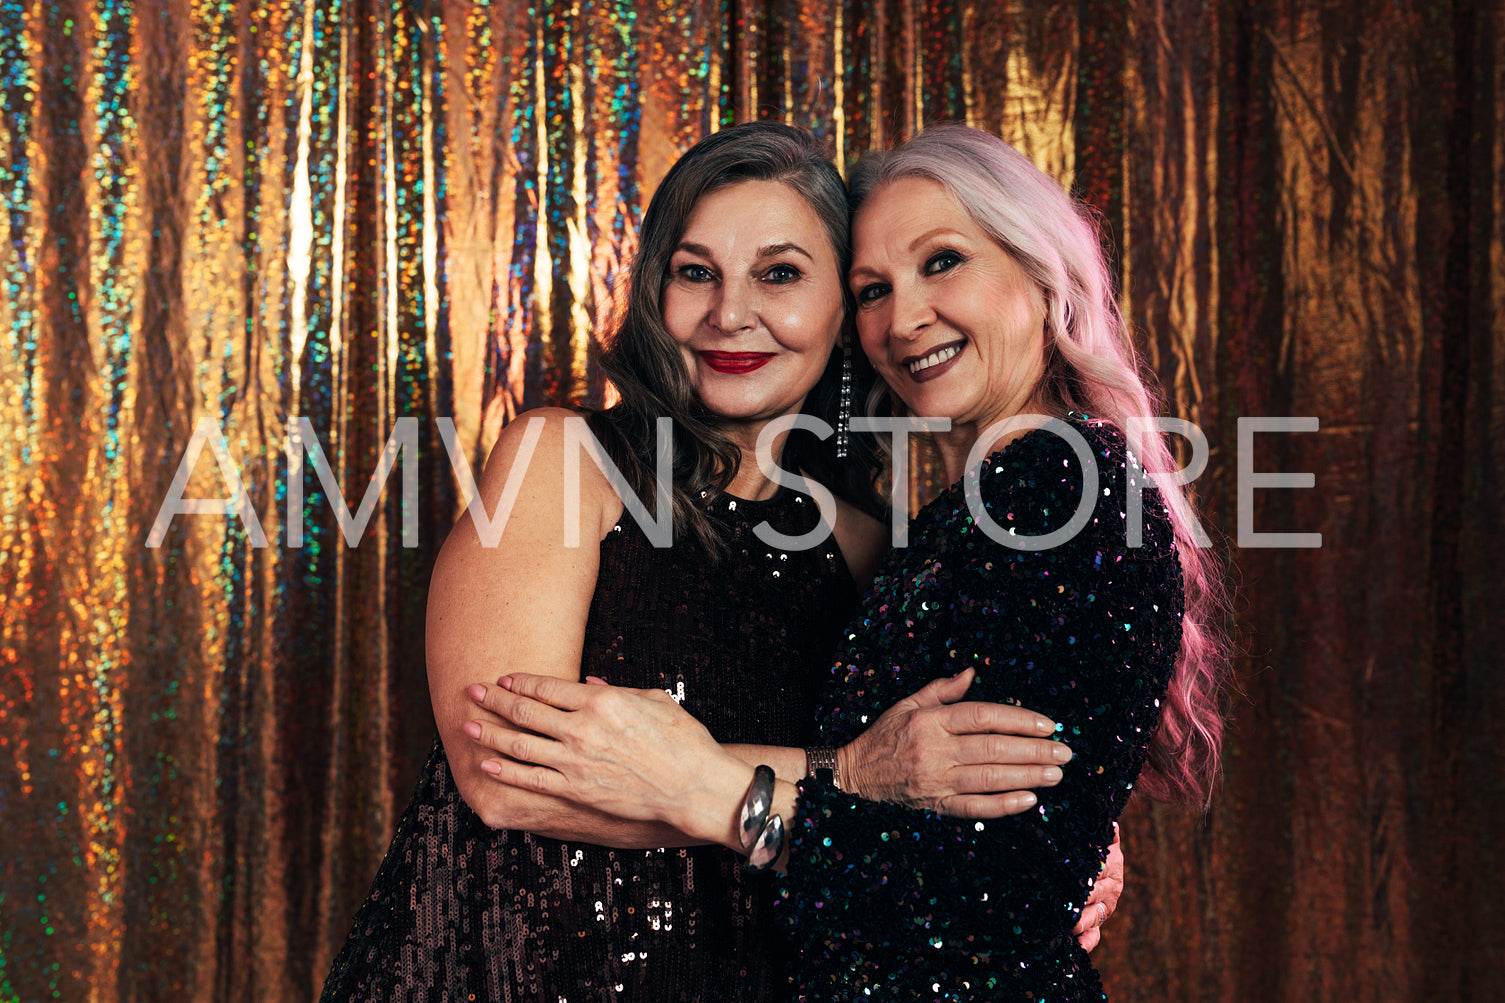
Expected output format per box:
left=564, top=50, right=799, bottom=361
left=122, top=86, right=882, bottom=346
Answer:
left=889, top=283, right=935, bottom=341
left=711, top=283, right=755, bottom=334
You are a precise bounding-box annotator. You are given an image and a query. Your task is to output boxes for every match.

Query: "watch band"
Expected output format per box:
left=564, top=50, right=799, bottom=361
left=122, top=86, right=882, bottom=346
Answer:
left=804, top=746, right=842, bottom=791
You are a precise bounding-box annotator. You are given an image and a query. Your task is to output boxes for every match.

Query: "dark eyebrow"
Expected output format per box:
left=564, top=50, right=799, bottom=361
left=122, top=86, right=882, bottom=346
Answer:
left=758, top=242, right=814, bottom=261
left=673, top=240, right=815, bottom=261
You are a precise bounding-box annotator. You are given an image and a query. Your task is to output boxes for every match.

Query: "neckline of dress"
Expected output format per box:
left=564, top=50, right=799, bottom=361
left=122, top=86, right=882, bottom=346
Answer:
left=701, top=482, right=793, bottom=514
left=921, top=412, right=1099, bottom=514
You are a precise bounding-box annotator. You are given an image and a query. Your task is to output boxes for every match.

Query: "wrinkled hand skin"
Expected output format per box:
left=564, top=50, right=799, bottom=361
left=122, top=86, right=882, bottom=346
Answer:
left=838, top=668, right=1070, bottom=819
left=468, top=674, right=747, bottom=841
left=1073, top=823, right=1125, bottom=952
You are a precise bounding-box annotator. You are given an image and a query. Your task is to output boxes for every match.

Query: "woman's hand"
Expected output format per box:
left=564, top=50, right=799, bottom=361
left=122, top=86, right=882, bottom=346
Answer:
left=1072, top=823, right=1125, bottom=952
left=838, top=668, right=1072, bottom=817
left=464, top=674, right=752, bottom=846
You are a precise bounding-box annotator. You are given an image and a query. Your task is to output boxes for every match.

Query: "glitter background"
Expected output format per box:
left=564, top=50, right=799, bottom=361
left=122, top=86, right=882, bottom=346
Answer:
left=1, top=1, right=1501, bottom=1000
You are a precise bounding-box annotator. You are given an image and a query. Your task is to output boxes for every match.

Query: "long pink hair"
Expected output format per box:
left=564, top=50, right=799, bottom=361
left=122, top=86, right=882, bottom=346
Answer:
left=849, top=125, right=1230, bottom=808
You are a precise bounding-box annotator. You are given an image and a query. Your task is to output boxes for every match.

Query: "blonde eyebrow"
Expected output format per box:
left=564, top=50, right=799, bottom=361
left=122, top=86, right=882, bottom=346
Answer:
left=847, top=227, right=970, bottom=283
left=908, top=227, right=967, bottom=251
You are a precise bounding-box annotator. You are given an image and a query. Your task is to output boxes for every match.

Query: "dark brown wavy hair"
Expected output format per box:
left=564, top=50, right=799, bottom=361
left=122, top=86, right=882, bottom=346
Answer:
left=588, top=123, right=883, bottom=555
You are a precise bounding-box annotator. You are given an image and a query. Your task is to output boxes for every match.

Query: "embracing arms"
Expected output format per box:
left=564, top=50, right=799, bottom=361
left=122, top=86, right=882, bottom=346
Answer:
left=459, top=424, right=1164, bottom=954
left=465, top=668, right=1122, bottom=946
left=464, top=666, right=1072, bottom=856
left=429, top=410, right=1068, bottom=846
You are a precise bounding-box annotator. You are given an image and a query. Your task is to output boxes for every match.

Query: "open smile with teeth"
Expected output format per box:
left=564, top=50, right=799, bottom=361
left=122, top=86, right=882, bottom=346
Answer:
left=908, top=343, right=964, bottom=375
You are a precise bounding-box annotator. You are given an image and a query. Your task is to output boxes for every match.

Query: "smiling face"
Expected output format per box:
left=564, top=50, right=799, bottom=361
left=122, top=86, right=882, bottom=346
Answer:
left=661, top=179, right=846, bottom=433
left=849, top=176, right=1049, bottom=440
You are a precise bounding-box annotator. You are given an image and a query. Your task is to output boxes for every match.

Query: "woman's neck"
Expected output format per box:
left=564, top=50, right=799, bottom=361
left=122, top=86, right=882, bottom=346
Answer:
left=930, top=394, right=1059, bottom=486
left=721, top=423, right=791, bottom=501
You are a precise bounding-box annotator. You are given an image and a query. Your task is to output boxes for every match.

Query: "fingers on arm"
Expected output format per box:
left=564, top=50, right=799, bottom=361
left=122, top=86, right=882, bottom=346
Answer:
left=476, top=756, right=572, bottom=798
left=464, top=715, right=562, bottom=768
left=495, top=672, right=595, bottom=711
left=926, top=735, right=1072, bottom=820
left=937, top=790, right=1043, bottom=819
left=946, top=762, right=1063, bottom=795
left=469, top=680, right=579, bottom=737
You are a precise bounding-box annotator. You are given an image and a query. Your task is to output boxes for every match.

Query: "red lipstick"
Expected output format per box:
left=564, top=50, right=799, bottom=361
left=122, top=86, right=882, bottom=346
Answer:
left=700, top=351, right=775, bottom=374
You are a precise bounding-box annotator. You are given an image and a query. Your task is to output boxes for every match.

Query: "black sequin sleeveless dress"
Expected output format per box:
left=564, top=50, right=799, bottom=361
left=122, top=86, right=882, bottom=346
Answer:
left=321, top=489, right=857, bottom=1002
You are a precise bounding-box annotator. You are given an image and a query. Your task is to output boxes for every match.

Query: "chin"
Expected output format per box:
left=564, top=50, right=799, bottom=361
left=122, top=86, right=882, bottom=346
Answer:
left=701, top=402, right=776, bottom=426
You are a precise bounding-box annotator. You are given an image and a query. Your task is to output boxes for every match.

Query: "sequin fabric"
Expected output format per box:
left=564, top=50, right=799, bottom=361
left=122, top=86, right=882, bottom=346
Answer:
left=777, top=418, right=1184, bottom=1002
left=319, top=489, right=857, bottom=1002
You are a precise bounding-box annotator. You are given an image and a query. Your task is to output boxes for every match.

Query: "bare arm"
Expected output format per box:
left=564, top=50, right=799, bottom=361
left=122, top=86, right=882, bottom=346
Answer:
left=426, top=409, right=700, bottom=848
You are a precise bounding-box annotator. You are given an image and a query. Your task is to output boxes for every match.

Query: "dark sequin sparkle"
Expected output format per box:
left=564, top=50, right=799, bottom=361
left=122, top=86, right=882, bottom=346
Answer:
left=320, top=488, right=857, bottom=1002
left=777, top=417, right=1184, bottom=1002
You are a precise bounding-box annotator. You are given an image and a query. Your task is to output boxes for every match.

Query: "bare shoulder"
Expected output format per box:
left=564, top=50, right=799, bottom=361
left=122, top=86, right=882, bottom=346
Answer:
left=477, top=407, right=624, bottom=539
left=482, top=406, right=599, bottom=480
left=831, top=497, right=888, bottom=590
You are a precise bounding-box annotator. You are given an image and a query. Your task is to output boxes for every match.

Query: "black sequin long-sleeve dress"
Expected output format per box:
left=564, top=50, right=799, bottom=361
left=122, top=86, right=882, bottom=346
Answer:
left=320, top=489, right=857, bottom=1003
left=776, top=417, right=1184, bottom=1002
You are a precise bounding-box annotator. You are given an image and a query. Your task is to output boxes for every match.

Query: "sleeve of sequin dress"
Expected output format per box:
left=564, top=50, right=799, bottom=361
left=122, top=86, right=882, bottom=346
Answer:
left=775, top=422, right=1184, bottom=1000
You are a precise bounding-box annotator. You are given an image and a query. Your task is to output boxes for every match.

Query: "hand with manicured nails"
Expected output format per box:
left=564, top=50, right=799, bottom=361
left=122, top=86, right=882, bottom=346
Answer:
left=835, top=667, right=1071, bottom=816
left=464, top=673, right=752, bottom=846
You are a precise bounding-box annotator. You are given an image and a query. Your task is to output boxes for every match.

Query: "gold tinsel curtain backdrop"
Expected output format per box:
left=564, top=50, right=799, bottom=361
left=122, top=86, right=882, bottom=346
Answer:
left=1, top=1, right=1501, bottom=1000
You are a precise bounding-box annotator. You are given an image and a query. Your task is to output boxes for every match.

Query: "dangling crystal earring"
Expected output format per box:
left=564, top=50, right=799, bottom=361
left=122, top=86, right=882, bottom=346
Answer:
left=835, top=340, right=853, bottom=459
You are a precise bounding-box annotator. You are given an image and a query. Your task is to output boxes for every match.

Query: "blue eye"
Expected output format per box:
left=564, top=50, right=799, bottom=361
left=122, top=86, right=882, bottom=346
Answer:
left=677, top=264, right=715, bottom=282
left=925, top=250, right=963, bottom=274
left=764, top=264, right=802, bottom=283
left=855, top=282, right=890, bottom=305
